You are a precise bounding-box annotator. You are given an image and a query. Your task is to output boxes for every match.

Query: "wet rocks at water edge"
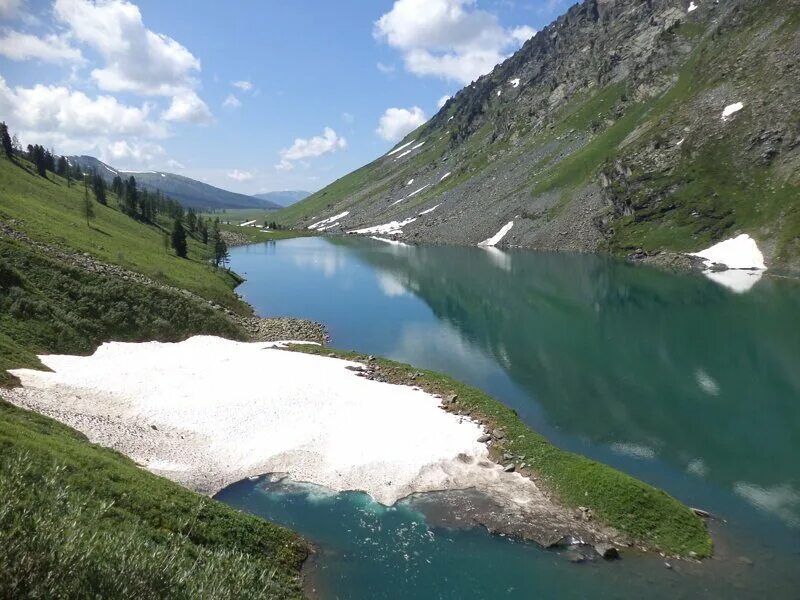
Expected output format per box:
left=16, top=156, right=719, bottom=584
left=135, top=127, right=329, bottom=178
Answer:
left=594, top=544, right=620, bottom=560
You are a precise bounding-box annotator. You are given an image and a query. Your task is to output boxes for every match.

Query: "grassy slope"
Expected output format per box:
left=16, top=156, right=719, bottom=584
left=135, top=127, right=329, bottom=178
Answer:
left=0, top=157, right=253, bottom=386
left=0, top=158, right=245, bottom=310
left=0, top=400, right=307, bottom=598
left=293, top=346, right=712, bottom=558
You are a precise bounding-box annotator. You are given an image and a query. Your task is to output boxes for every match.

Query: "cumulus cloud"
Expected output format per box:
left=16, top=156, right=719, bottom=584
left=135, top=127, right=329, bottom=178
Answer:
left=0, top=31, right=83, bottom=63
left=107, top=139, right=165, bottom=164
left=0, top=75, right=168, bottom=167
left=227, top=169, right=254, bottom=182
left=162, top=91, right=212, bottom=124
left=222, top=94, right=241, bottom=109
left=376, top=106, right=426, bottom=141
left=276, top=127, right=346, bottom=171
left=374, top=0, right=535, bottom=84
left=0, top=76, right=164, bottom=139
left=437, top=94, right=451, bottom=108
left=232, top=80, right=253, bottom=92
left=53, top=0, right=211, bottom=122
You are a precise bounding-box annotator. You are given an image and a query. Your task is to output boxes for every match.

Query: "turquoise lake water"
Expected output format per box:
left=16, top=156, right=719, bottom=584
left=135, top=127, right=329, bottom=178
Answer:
left=221, top=236, right=800, bottom=599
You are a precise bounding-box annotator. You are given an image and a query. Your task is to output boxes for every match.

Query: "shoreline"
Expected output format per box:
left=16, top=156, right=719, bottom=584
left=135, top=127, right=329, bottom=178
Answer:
left=7, top=336, right=710, bottom=560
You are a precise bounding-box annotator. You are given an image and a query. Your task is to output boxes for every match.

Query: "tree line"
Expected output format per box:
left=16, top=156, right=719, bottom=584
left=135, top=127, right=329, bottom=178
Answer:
left=0, top=120, right=229, bottom=266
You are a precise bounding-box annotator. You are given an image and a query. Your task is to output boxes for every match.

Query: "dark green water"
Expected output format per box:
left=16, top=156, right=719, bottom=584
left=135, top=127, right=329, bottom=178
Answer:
left=222, top=236, right=800, bottom=598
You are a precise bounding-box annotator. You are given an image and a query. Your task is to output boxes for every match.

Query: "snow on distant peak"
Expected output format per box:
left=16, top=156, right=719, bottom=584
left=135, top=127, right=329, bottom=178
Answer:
left=721, top=102, right=743, bottom=121
left=407, top=178, right=414, bottom=186
left=496, top=89, right=502, bottom=97
left=411, top=141, right=425, bottom=150
left=509, top=78, right=520, bottom=88
left=439, top=172, right=451, bottom=182
left=478, top=221, right=514, bottom=247
left=688, top=1, right=698, bottom=12
left=395, top=149, right=413, bottom=160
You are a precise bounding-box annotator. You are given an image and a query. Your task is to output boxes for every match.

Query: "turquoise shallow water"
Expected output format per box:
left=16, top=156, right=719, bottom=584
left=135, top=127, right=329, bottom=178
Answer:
left=221, top=236, right=800, bottom=598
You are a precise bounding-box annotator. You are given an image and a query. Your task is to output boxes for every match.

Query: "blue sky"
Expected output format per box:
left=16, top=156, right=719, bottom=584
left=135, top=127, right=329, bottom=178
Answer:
left=0, top=0, right=572, bottom=194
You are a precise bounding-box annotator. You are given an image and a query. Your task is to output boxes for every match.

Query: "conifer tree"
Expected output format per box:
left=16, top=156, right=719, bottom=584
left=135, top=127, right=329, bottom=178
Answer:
left=56, top=156, right=68, bottom=177
left=0, top=122, right=12, bottom=158
left=171, top=219, right=188, bottom=258
left=83, top=176, right=95, bottom=227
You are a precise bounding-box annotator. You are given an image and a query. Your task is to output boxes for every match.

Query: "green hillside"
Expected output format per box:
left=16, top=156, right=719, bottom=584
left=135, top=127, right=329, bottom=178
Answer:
left=0, top=156, right=248, bottom=386
left=0, top=400, right=307, bottom=598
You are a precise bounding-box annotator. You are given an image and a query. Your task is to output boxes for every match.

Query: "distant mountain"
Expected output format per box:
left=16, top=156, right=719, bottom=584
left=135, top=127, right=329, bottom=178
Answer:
left=252, top=190, right=311, bottom=207
left=67, top=156, right=281, bottom=211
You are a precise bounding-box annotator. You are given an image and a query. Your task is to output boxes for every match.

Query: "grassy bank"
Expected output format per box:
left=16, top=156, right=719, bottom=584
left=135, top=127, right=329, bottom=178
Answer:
left=0, top=400, right=307, bottom=598
left=292, top=345, right=713, bottom=558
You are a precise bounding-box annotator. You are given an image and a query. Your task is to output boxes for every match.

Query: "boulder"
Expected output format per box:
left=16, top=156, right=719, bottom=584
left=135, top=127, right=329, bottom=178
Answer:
left=594, top=544, right=619, bottom=560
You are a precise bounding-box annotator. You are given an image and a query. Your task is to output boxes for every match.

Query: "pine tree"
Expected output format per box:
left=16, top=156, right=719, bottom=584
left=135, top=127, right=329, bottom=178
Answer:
left=111, top=175, right=123, bottom=196
left=56, top=156, right=68, bottom=177
left=83, top=176, right=95, bottom=227
left=212, top=228, right=229, bottom=268
left=186, top=210, right=197, bottom=233
left=171, top=219, right=188, bottom=258
left=0, top=122, right=12, bottom=158
left=123, top=176, right=138, bottom=216
left=92, top=174, right=107, bottom=205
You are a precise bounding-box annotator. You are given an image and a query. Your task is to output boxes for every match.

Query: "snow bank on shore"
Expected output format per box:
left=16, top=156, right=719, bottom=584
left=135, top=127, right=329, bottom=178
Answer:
left=478, top=221, right=514, bottom=247
left=688, top=234, right=766, bottom=293
left=689, top=234, right=766, bottom=269
left=9, top=337, right=499, bottom=505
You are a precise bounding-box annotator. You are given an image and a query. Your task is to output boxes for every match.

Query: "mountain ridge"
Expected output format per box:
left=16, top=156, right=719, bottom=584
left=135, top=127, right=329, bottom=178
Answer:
left=67, top=156, right=281, bottom=211
left=252, top=190, right=311, bottom=207
left=277, top=0, right=800, bottom=273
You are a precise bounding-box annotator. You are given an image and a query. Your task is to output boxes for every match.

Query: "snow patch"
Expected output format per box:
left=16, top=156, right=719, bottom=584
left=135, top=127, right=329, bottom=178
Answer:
left=386, top=139, right=416, bottom=157
left=721, top=102, right=743, bottom=121
left=407, top=178, right=414, bottom=186
left=351, top=217, right=417, bottom=236
left=688, top=1, right=698, bottom=12
left=395, top=149, right=413, bottom=160
left=407, top=184, right=429, bottom=198
left=7, top=337, right=501, bottom=505
left=509, top=78, right=520, bottom=88
left=308, top=211, right=350, bottom=230
left=478, top=221, right=514, bottom=247
left=411, top=141, right=426, bottom=150
left=239, top=220, right=257, bottom=227
left=689, top=234, right=766, bottom=270
left=496, top=89, right=502, bottom=97
left=439, top=172, right=451, bottom=181
left=418, top=204, right=440, bottom=216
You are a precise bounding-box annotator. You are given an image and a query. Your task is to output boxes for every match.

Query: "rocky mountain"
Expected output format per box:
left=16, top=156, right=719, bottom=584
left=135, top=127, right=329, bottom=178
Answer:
left=252, top=190, right=311, bottom=207
left=68, top=156, right=281, bottom=211
left=278, top=0, right=800, bottom=273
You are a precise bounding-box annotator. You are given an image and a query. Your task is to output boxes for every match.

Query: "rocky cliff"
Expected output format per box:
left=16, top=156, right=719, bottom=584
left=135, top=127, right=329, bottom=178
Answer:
left=278, top=0, right=800, bottom=273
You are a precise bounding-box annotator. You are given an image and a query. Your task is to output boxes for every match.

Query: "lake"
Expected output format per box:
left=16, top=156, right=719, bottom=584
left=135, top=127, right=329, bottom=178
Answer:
left=220, top=236, right=800, bottom=599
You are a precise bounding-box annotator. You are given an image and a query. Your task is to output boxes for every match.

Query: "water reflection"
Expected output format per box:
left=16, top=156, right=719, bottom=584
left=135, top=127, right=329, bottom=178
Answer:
left=231, top=237, right=800, bottom=535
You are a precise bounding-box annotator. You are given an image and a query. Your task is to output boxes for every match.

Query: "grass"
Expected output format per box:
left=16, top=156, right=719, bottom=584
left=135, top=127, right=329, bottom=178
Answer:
left=0, top=400, right=307, bottom=598
left=0, top=237, right=246, bottom=387
left=0, top=158, right=246, bottom=311
left=291, top=345, right=713, bottom=558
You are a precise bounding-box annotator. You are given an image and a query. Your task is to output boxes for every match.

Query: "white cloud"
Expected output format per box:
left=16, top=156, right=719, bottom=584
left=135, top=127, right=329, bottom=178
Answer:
left=377, top=62, right=396, bottom=74
left=165, top=158, right=184, bottom=170
left=437, top=94, right=451, bottom=108
left=276, top=127, right=346, bottom=171
left=374, top=0, right=535, bottom=84
left=53, top=0, right=211, bottom=121
left=0, top=0, right=22, bottom=19
left=107, top=139, right=164, bottom=164
left=342, top=111, right=355, bottom=124
left=0, top=76, right=164, bottom=139
left=232, top=80, right=253, bottom=92
left=162, top=91, right=212, bottom=124
left=376, top=106, right=427, bottom=141
left=0, top=31, right=83, bottom=63
left=222, top=94, right=241, bottom=109
left=227, top=169, right=254, bottom=182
